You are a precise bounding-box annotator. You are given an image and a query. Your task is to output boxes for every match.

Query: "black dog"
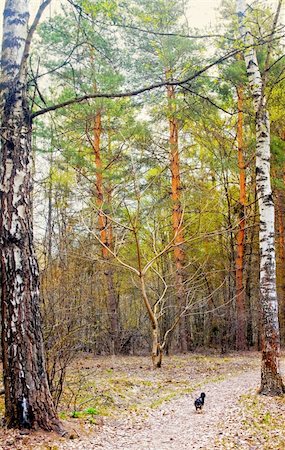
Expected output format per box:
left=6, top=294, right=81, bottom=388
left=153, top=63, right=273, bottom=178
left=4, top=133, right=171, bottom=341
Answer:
left=194, top=392, right=206, bottom=412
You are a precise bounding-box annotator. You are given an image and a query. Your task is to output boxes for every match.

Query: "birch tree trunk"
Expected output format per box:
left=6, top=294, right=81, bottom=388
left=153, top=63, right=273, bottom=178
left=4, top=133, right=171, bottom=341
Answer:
left=237, top=0, right=284, bottom=395
left=0, top=0, right=62, bottom=430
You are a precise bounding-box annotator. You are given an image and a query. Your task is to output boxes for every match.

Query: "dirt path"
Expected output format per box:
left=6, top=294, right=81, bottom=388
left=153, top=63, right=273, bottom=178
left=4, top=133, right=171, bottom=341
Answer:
left=58, top=368, right=260, bottom=449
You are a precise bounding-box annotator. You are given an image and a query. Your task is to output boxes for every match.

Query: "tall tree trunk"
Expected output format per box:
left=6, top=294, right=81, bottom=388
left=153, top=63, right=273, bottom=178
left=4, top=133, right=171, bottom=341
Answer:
left=235, top=85, right=247, bottom=350
left=223, top=167, right=237, bottom=350
left=0, top=0, right=62, bottom=430
left=245, top=183, right=258, bottom=348
left=93, top=111, right=119, bottom=354
left=166, top=82, right=188, bottom=353
left=45, top=150, right=54, bottom=266
left=237, top=0, right=284, bottom=395
left=275, top=190, right=285, bottom=344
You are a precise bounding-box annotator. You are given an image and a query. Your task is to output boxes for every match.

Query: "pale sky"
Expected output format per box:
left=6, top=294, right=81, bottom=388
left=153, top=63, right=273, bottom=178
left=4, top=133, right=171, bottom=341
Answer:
left=1, top=0, right=220, bottom=37
left=0, top=1, right=283, bottom=47
left=187, top=0, right=219, bottom=28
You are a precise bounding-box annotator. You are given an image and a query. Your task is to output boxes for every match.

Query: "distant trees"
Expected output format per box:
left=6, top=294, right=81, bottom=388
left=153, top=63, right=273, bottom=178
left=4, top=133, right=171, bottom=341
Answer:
left=33, top=0, right=284, bottom=365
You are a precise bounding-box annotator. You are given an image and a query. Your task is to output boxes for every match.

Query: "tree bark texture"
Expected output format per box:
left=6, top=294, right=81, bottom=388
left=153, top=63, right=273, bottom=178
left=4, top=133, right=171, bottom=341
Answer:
left=93, top=110, right=119, bottom=353
left=140, top=275, right=163, bottom=368
left=235, top=85, right=247, bottom=350
left=166, top=82, right=188, bottom=353
left=275, top=190, right=285, bottom=344
left=0, top=0, right=62, bottom=430
left=237, top=0, right=284, bottom=395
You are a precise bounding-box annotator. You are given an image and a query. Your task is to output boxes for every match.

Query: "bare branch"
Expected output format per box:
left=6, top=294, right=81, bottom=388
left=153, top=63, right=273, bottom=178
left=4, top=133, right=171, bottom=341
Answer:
left=182, top=86, right=234, bottom=115
left=262, top=0, right=284, bottom=102
left=30, top=33, right=285, bottom=119
left=30, top=47, right=241, bottom=118
left=264, top=0, right=283, bottom=77
left=20, top=0, right=53, bottom=74
left=80, top=215, right=140, bottom=275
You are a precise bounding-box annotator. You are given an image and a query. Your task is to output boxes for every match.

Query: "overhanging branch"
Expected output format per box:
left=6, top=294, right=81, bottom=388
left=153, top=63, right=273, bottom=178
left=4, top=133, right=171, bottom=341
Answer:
left=31, top=47, right=240, bottom=118
left=31, top=31, right=285, bottom=120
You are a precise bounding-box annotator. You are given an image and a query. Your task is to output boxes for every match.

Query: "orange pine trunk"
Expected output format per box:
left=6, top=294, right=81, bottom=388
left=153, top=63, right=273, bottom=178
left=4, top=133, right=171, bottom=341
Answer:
left=94, top=111, right=108, bottom=257
left=166, top=81, right=188, bottom=352
left=235, top=86, right=247, bottom=350
left=93, top=111, right=119, bottom=353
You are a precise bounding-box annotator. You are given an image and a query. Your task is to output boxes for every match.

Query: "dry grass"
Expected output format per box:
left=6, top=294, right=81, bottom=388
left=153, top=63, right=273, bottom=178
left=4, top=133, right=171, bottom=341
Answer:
left=57, top=352, right=259, bottom=420
left=217, top=391, right=285, bottom=449
left=0, top=351, right=268, bottom=449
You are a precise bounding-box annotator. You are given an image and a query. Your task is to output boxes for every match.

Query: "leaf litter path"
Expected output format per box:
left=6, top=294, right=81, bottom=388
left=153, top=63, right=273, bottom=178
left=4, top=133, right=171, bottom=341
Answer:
left=59, top=369, right=260, bottom=450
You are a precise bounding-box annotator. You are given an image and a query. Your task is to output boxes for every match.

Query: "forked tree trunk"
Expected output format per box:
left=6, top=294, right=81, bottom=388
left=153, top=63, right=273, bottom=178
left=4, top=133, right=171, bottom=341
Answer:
left=93, top=110, right=119, bottom=353
left=235, top=85, right=247, bottom=350
left=166, top=81, right=188, bottom=353
left=0, top=0, right=62, bottom=430
left=140, top=274, right=163, bottom=368
left=237, top=0, right=284, bottom=395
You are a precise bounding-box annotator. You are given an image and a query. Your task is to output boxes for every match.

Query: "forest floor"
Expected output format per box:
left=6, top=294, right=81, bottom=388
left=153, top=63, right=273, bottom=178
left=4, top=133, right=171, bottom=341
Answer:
left=1, top=352, right=285, bottom=449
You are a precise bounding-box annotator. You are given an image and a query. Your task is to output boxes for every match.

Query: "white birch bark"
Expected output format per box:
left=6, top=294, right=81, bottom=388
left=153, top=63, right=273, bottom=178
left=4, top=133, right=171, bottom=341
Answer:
left=237, top=0, right=284, bottom=394
left=0, top=0, right=62, bottom=430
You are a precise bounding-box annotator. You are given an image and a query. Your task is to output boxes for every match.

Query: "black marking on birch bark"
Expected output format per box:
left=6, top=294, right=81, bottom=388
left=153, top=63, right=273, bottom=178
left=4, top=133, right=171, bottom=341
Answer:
left=2, top=36, right=26, bottom=50
left=4, top=93, right=16, bottom=118
left=19, top=12, right=30, bottom=19
left=259, top=131, right=268, bottom=138
left=256, top=178, right=267, bottom=186
left=3, top=8, right=29, bottom=19
left=260, top=236, right=270, bottom=243
left=3, top=8, right=17, bottom=18
left=256, top=167, right=265, bottom=175
left=2, top=231, right=24, bottom=245
left=256, top=149, right=269, bottom=159
left=8, top=18, right=27, bottom=26
left=0, top=61, right=21, bottom=72
left=260, top=156, right=270, bottom=161
left=263, top=194, right=274, bottom=206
